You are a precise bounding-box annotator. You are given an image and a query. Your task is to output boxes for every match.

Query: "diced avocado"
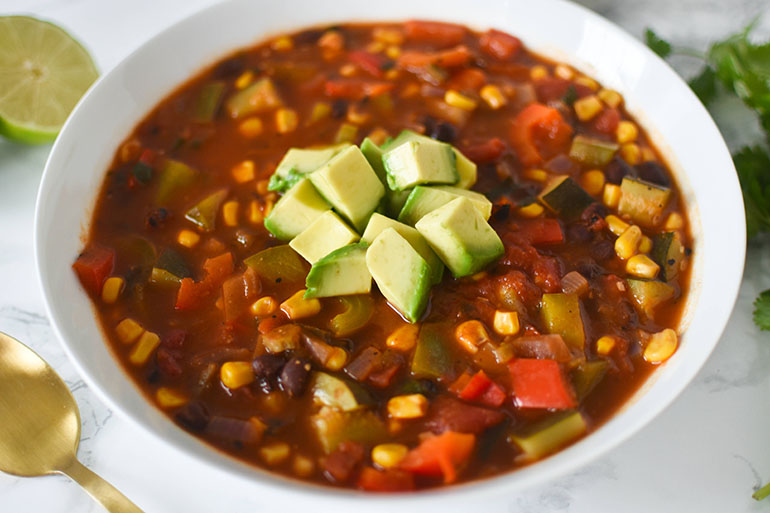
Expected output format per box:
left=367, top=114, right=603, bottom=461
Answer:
left=568, top=135, right=618, bottom=167
left=311, top=372, right=371, bottom=412
left=571, top=360, right=608, bottom=401
left=185, top=189, right=228, bottom=232
left=410, top=323, right=453, bottom=379
left=360, top=137, right=388, bottom=185
left=268, top=144, right=349, bottom=193
left=289, top=210, right=359, bottom=264
left=362, top=213, right=444, bottom=284
left=617, top=177, right=671, bottom=227
left=366, top=228, right=431, bottom=322
left=651, top=231, right=684, bottom=281
left=454, top=148, right=478, bottom=189
left=415, top=197, right=504, bottom=278
left=626, top=278, right=675, bottom=320
left=510, top=411, right=587, bottom=461
left=226, top=77, right=282, bottom=118
left=398, top=185, right=492, bottom=226
left=305, top=242, right=371, bottom=298
left=538, top=176, right=595, bottom=221
left=541, top=293, right=585, bottom=350
left=310, top=407, right=387, bottom=454
left=309, top=146, right=385, bottom=231
left=384, top=189, right=412, bottom=218
left=244, top=245, right=308, bottom=285
left=264, top=179, right=331, bottom=240
left=382, top=139, right=458, bottom=191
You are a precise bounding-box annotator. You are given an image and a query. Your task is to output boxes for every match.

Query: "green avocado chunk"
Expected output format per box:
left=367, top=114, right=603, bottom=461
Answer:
left=289, top=210, right=359, bottom=264
left=382, top=138, right=458, bottom=191
left=268, top=144, right=350, bottom=193
left=263, top=178, right=331, bottom=240
left=304, top=242, right=371, bottom=298
left=397, top=185, right=492, bottom=225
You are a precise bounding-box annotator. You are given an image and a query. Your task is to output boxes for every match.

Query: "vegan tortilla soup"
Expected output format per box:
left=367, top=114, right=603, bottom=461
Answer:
left=72, top=20, right=692, bottom=491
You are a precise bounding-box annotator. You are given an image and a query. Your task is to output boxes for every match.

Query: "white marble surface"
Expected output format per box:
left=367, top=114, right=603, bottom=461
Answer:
left=1, top=0, right=769, bottom=511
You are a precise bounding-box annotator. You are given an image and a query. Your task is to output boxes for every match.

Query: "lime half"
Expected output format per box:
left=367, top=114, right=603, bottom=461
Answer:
left=0, top=16, right=98, bottom=144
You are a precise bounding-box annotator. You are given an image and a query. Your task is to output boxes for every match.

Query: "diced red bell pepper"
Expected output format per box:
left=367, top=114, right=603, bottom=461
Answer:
left=457, top=370, right=507, bottom=408
left=434, top=45, right=472, bottom=68
left=509, top=358, right=577, bottom=410
left=460, top=137, right=506, bottom=164
left=592, top=107, right=620, bottom=134
left=509, top=103, right=573, bottom=166
left=348, top=51, right=385, bottom=78
left=479, top=29, right=522, bottom=60
left=446, top=68, right=487, bottom=92
left=137, top=148, right=156, bottom=166
left=357, top=467, right=415, bottom=492
left=324, top=79, right=394, bottom=99
left=222, top=267, right=261, bottom=322
left=516, top=218, right=564, bottom=245
left=399, top=431, right=476, bottom=484
left=404, top=20, right=466, bottom=47
left=72, top=245, right=115, bottom=296
left=397, top=45, right=472, bottom=72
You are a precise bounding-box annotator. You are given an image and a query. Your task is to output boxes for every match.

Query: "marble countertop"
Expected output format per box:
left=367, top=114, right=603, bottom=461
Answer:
left=1, top=1, right=769, bottom=511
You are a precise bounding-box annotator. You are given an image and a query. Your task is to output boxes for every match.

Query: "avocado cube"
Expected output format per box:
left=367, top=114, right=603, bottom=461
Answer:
left=454, top=149, right=477, bottom=189
left=264, top=179, right=331, bottom=240
left=309, top=145, right=385, bottom=232
left=362, top=213, right=444, bottom=284
left=415, top=197, right=504, bottom=278
left=305, top=242, right=371, bottom=298
left=366, top=228, right=431, bottom=323
left=382, top=139, right=459, bottom=191
left=360, top=137, right=387, bottom=185
left=269, top=144, right=350, bottom=192
left=290, top=210, right=360, bottom=264
left=398, top=185, right=492, bottom=226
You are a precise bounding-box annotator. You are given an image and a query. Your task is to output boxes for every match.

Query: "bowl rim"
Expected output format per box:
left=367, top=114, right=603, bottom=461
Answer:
left=34, top=0, right=746, bottom=504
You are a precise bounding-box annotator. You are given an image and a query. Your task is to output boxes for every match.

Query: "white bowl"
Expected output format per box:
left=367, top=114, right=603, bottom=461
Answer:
left=35, top=0, right=745, bottom=507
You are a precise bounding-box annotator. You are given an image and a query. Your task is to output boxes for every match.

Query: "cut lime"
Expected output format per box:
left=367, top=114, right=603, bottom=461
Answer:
left=0, top=16, right=98, bottom=144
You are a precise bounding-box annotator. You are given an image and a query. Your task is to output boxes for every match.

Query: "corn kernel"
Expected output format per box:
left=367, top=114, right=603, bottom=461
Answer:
left=230, top=160, right=255, bottom=184
left=643, top=328, right=678, bottom=363
left=387, top=394, right=428, bottom=419
left=455, top=320, right=491, bottom=354
left=281, top=289, right=321, bottom=320
left=574, top=95, right=603, bottom=122
left=575, top=75, right=599, bottom=91
left=249, top=417, right=268, bottom=443
left=387, top=418, right=404, bottom=435
left=293, top=454, right=315, bottom=477
left=309, top=102, right=332, bottom=124
left=271, top=35, right=293, bottom=51
left=366, top=41, right=385, bottom=53
left=347, top=106, right=370, bottom=125
left=471, top=271, right=487, bottom=281
left=664, top=212, right=684, bottom=231
left=603, top=184, right=622, bottom=209
left=220, top=361, right=254, bottom=389
left=615, top=225, right=642, bottom=260
left=251, top=296, right=278, bottom=317
left=248, top=200, right=264, bottom=225
left=101, top=277, right=124, bottom=304
left=235, top=70, right=254, bottom=90
left=387, top=324, right=419, bottom=352
left=372, top=443, right=409, bottom=469
left=339, top=63, right=357, bottom=77
left=325, top=347, right=348, bottom=371
left=615, top=121, right=638, bottom=144
left=255, top=179, right=270, bottom=196
left=262, top=199, right=274, bottom=217
left=177, top=229, right=200, bottom=249
left=605, top=214, right=630, bottom=236
left=518, top=202, right=544, bottom=218
left=641, top=147, right=657, bottom=162
left=480, top=84, right=507, bottom=110
left=445, top=90, right=478, bottom=111
left=366, top=127, right=390, bottom=146
left=129, top=331, right=160, bottom=366
left=156, top=387, right=188, bottom=409
left=530, top=65, right=549, bottom=80
left=260, top=441, right=291, bottom=466
left=595, top=335, right=616, bottom=356
left=384, top=68, right=400, bottom=80
left=385, top=45, right=401, bottom=59
left=598, top=88, right=622, bottom=108
left=639, top=235, right=653, bottom=254
left=493, top=310, right=520, bottom=336
left=523, top=168, right=548, bottom=182
left=620, top=143, right=641, bottom=165
left=222, top=200, right=239, bottom=227
left=581, top=170, right=606, bottom=196
left=115, top=318, right=144, bottom=344
left=119, top=138, right=141, bottom=163
left=260, top=391, right=287, bottom=415
left=626, top=254, right=660, bottom=279
left=238, top=118, right=264, bottom=139
left=554, top=64, right=574, bottom=80
left=275, top=108, right=298, bottom=134
left=373, top=28, right=404, bottom=45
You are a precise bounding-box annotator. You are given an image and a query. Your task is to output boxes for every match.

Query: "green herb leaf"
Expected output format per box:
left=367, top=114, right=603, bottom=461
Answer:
left=755, top=289, right=770, bottom=331
left=688, top=66, right=718, bottom=105
left=645, top=28, right=672, bottom=58
left=562, top=85, right=578, bottom=106
left=733, top=146, right=770, bottom=239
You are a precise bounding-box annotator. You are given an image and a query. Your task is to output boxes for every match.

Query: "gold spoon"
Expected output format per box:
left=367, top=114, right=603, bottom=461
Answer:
left=0, top=331, right=144, bottom=512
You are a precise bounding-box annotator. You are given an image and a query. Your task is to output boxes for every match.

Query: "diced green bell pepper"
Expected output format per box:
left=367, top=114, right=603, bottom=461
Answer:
left=540, top=293, right=586, bottom=350
left=410, top=323, right=453, bottom=380
left=310, top=407, right=387, bottom=454
left=184, top=189, right=228, bottom=232
left=510, top=410, right=587, bottom=461
left=243, top=245, right=308, bottom=285
left=329, top=295, right=374, bottom=337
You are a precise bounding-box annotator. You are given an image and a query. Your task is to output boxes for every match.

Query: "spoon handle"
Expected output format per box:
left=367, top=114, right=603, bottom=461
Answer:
left=58, top=459, right=145, bottom=513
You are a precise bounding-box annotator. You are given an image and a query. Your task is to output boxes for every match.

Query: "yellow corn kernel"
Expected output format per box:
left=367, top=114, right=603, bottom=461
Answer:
left=101, top=277, right=124, bottom=304
left=603, top=184, right=622, bottom=209
left=281, top=289, right=321, bottom=320
left=574, top=95, right=603, bottom=121
left=156, top=387, right=188, bottom=409
left=373, top=28, right=404, bottom=45
left=238, top=118, right=264, bottom=139
left=347, top=106, right=371, bottom=125
left=231, top=160, right=256, bottom=184
left=366, top=41, right=385, bottom=53
left=480, top=84, right=507, bottom=110
left=455, top=320, right=491, bottom=354
left=387, top=394, right=428, bottom=419
left=554, top=64, right=574, bottom=80
left=595, top=335, right=616, bottom=356
left=605, top=214, right=630, bottom=236
left=119, top=138, right=141, bottom=163
left=235, top=70, right=254, bottom=90
left=366, top=127, right=390, bottom=146
left=445, top=90, right=478, bottom=111
left=384, top=68, right=400, bottom=80
left=387, top=418, right=404, bottom=435
left=177, top=229, right=200, bottom=249
left=129, top=331, right=160, bottom=366
left=641, top=147, right=657, bottom=162
left=220, top=361, right=254, bottom=390
left=493, top=310, right=520, bottom=336
left=262, top=199, right=274, bottom=217
left=385, top=45, right=401, bottom=59
left=251, top=296, right=278, bottom=317
left=339, top=63, right=357, bottom=77
left=260, top=391, right=287, bottom=415
left=292, top=454, right=315, bottom=478
left=523, top=168, right=548, bottom=182
left=222, top=200, right=239, bottom=227
left=115, top=318, right=144, bottom=344
left=260, top=441, right=291, bottom=466
left=643, top=328, right=678, bottom=363
left=530, top=65, right=549, bottom=80
left=248, top=200, right=264, bottom=225
left=626, top=254, right=660, bottom=279
left=620, top=143, right=641, bottom=165
left=275, top=108, right=298, bottom=134
left=664, top=212, right=684, bottom=231
left=615, top=120, right=638, bottom=144
left=639, top=235, right=653, bottom=254
left=271, top=35, right=293, bottom=51
left=581, top=169, right=606, bottom=196
left=371, top=443, right=409, bottom=469
left=387, top=324, right=419, bottom=352
left=309, top=101, right=332, bottom=124
left=325, top=347, right=348, bottom=371
left=598, top=88, right=622, bottom=108
left=615, top=225, right=642, bottom=260
left=518, top=203, right=544, bottom=218
left=575, top=75, right=599, bottom=91
left=471, top=271, right=488, bottom=281
left=256, top=179, right=270, bottom=196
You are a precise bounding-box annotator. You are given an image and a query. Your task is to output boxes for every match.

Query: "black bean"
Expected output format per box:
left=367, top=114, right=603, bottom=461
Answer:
left=294, top=29, right=323, bottom=45
left=567, top=224, right=591, bottom=243
left=581, top=203, right=608, bottom=223
left=331, top=99, right=348, bottom=119
left=604, top=156, right=634, bottom=185
left=590, top=239, right=614, bottom=261
left=635, top=161, right=671, bottom=187
left=253, top=353, right=287, bottom=379
left=176, top=402, right=210, bottom=431
left=213, top=56, right=245, bottom=78
left=279, top=358, right=312, bottom=397
left=429, top=121, right=457, bottom=143
left=490, top=203, right=511, bottom=223
left=145, top=207, right=170, bottom=229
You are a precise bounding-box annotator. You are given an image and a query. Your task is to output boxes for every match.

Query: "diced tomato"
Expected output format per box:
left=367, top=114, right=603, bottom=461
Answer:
left=457, top=370, right=506, bottom=408
left=348, top=50, right=385, bottom=78
left=425, top=396, right=505, bottom=434
left=460, top=137, right=506, bottom=163
left=357, top=467, right=415, bottom=492
left=446, top=68, right=486, bottom=92
left=435, top=45, right=472, bottom=68
left=222, top=267, right=261, bottom=322
left=203, top=252, right=234, bottom=284
left=509, top=358, right=577, bottom=409
left=404, top=20, right=466, bottom=47
left=509, top=103, right=573, bottom=166
left=322, top=441, right=365, bottom=483
left=534, top=77, right=593, bottom=103
left=72, top=245, right=115, bottom=296
left=399, top=431, right=475, bottom=483
left=448, top=371, right=473, bottom=395
left=397, top=45, right=472, bottom=72
left=137, top=148, right=156, bottom=166
left=516, top=218, right=564, bottom=245
left=592, top=107, right=620, bottom=134
left=324, top=79, right=394, bottom=99
left=479, top=381, right=508, bottom=408
left=479, top=29, right=522, bottom=60
left=175, top=252, right=234, bottom=310
left=175, top=278, right=207, bottom=310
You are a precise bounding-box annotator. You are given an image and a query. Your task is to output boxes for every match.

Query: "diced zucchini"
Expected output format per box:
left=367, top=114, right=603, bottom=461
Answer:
left=538, top=176, right=595, bottom=221
left=651, top=231, right=684, bottom=281
left=310, top=407, right=387, bottom=454
left=540, top=293, right=585, bottom=350
left=268, top=145, right=349, bottom=193
left=397, top=185, right=492, bottom=226
left=184, top=189, right=228, bottom=232
left=244, top=245, right=308, bottom=284
left=571, top=360, right=608, bottom=401
left=305, top=242, right=372, bottom=298
left=311, top=372, right=371, bottom=411
left=510, top=411, right=587, bottom=461
left=617, top=177, right=671, bottom=227
left=156, top=158, right=198, bottom=204
left=626, top=278, right=675, bottom=319
left=568, top=135, right=619, bottom=167
left=289, top=210, right=359, bottom=264
left=410, top=323, right=453, bottom=379
left=383, top=139, right=458, bottom=191
left=264, top=179, right=331, bottom=240
left=226, top=77, right=282, bottom=118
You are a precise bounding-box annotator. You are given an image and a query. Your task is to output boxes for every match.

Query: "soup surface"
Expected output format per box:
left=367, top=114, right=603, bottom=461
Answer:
left=73, top=20, right=692, bottom=491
